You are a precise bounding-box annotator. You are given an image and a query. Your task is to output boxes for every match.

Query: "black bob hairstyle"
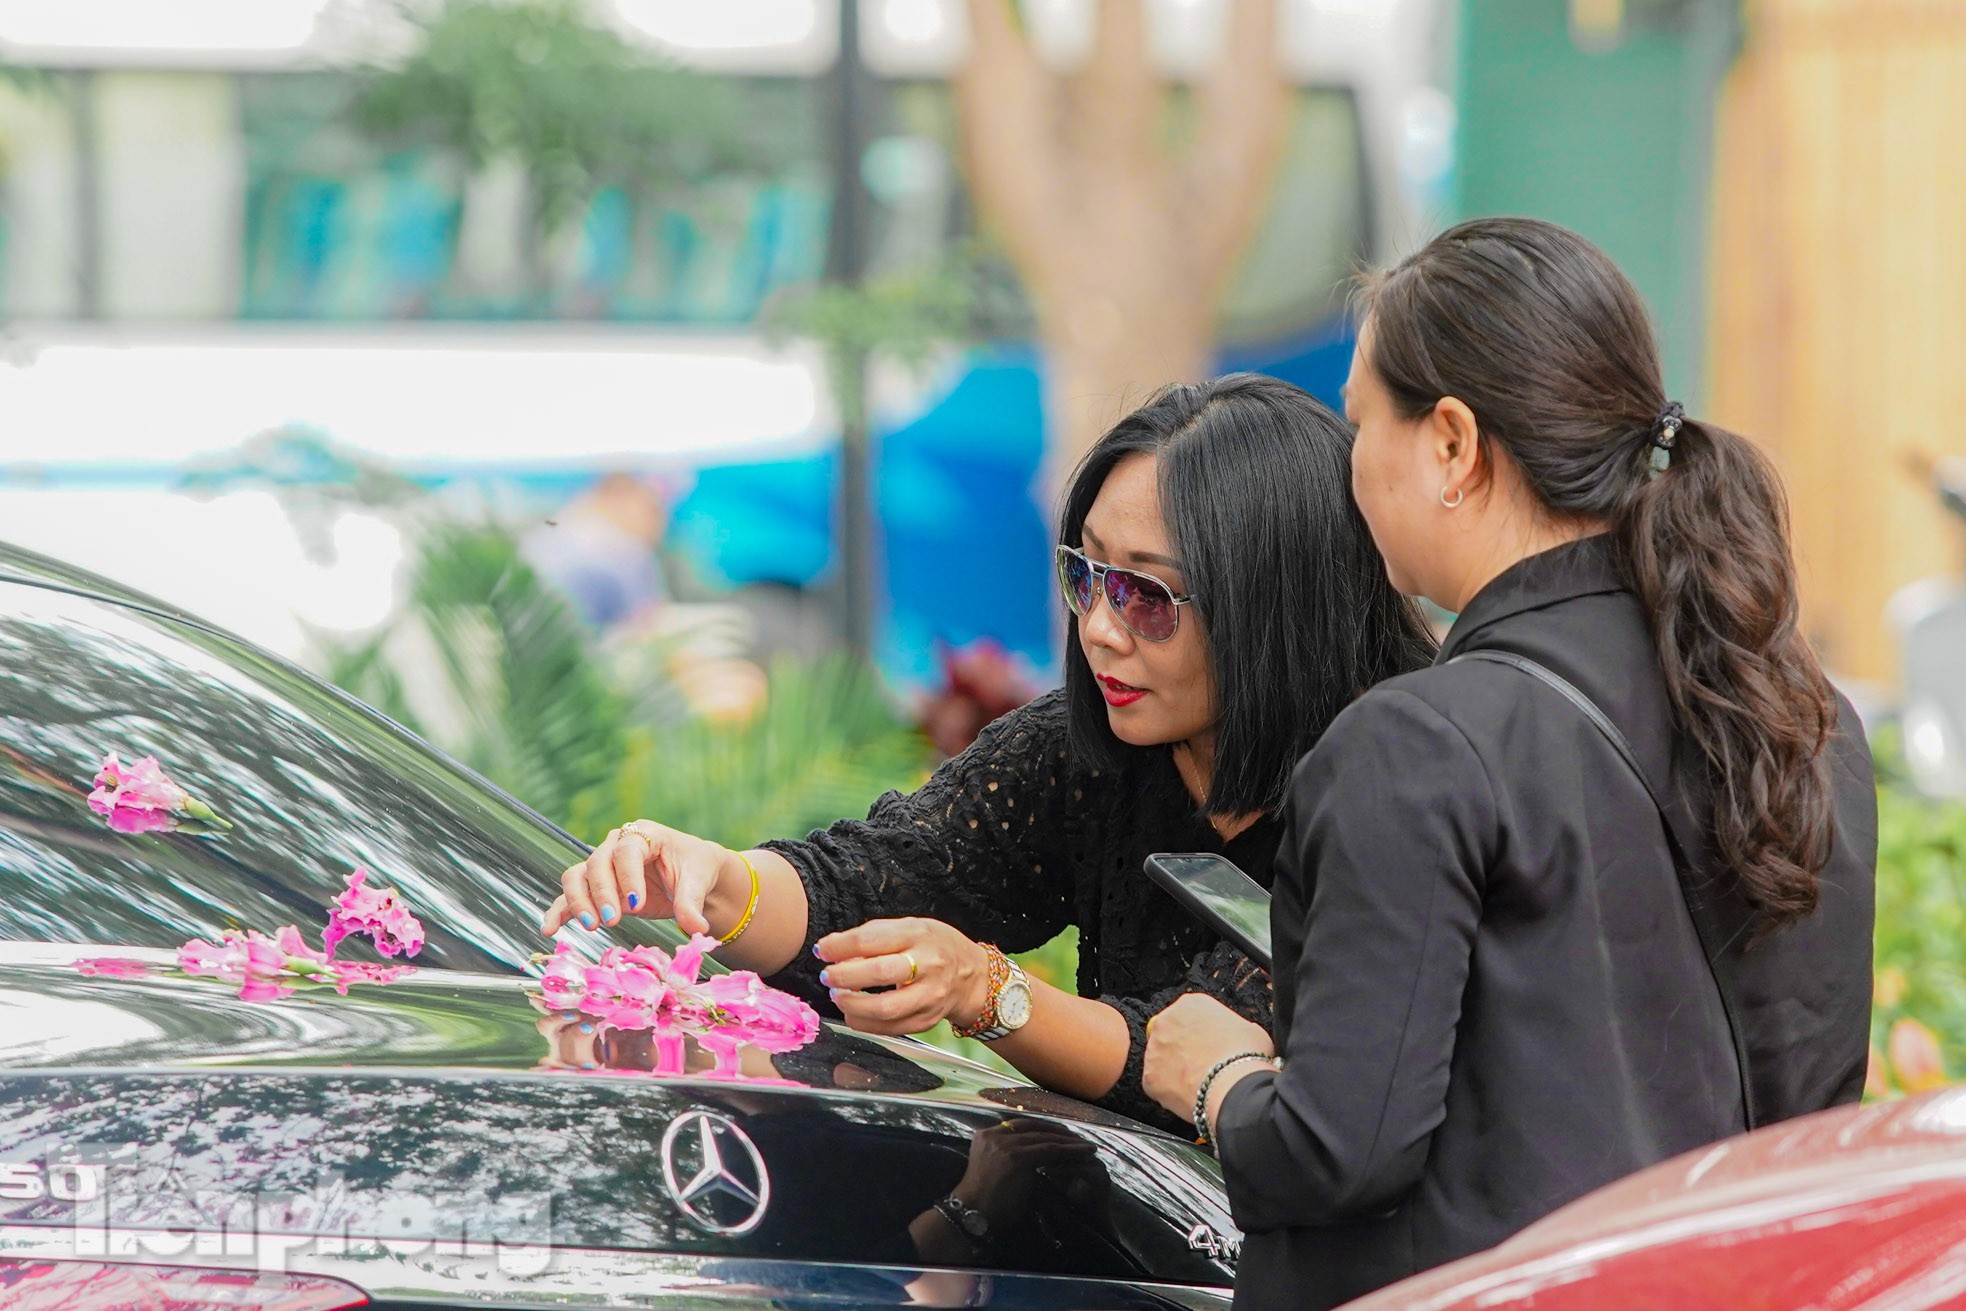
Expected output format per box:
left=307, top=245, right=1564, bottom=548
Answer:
left=1058, top=373, right=1436, bottom=816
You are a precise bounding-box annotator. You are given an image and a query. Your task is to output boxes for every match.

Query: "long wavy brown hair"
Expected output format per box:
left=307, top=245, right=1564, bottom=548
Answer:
left=1358, top=217, right=1837, bottom=928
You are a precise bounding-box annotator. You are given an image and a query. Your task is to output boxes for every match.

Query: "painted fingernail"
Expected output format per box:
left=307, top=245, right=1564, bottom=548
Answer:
left=627, top=893, right=640, bottom=911
left=819, top=969, right=832, bottom=987
left=828, top=988, right=841, bottom=1001
left=812, top=944, right=824, bottom=959
left=579, top=1023, right=593, bottom=1034
left=579, top=913, right=595, bottom=930
left=601, top=904, right=616, bottom=924
left=582, top=1062, right=596, bottom=1070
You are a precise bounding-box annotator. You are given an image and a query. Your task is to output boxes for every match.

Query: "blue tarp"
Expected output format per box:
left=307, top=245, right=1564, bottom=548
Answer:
left=670, top=316, right=1357, bottom=685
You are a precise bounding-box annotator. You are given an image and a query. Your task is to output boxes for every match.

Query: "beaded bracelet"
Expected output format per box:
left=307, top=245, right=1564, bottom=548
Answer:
left=950, top=944, right=1010, bottom=1040
left=1193, top=1051, right=1279, bottom=1147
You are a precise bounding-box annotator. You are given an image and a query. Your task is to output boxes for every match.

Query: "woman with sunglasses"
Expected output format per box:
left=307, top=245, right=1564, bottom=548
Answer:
left=540, top=373, right=1434, bottom=1129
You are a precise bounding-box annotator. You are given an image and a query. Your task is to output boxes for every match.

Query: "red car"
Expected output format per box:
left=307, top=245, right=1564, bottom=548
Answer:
left=1346, top=1087, right=1966, bottom=1310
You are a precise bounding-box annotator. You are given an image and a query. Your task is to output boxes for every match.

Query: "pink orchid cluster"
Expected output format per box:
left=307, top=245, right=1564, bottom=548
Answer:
left=81, top=869, right=426, bottom=1002
left=87, top=753, right=231, bottom=836
left=322, top=866, right=425, bottom=958
left=536, top=934, right=821, bottom=1072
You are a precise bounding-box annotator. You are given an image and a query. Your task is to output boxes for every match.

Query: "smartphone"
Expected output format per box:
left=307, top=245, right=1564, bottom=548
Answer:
left=1142, top=853, right=1273, bottom=973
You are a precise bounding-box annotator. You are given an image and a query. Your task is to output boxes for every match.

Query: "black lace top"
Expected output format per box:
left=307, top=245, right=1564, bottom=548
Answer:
left=761, top=688, right=1280, bottom=1131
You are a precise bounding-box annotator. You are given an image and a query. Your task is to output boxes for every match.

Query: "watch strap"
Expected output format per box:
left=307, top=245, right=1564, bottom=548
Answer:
left=972, top=959, right=1030, bottom=1042
left=933, top=1195, right=989, bottom=1245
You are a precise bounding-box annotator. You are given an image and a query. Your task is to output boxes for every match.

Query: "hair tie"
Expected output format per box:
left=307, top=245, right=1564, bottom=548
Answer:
left=1647, top=401, right=1685, bottom=476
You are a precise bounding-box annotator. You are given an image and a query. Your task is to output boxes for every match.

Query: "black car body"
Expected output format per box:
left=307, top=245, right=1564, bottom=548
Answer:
left=0, top=544, right=1240, bottom=1310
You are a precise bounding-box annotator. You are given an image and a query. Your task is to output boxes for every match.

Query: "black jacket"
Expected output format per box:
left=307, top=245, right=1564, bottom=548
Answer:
left=761, top=688, right=1280, bottom=1130
left=1215, top=536, right=1877, bottom=1310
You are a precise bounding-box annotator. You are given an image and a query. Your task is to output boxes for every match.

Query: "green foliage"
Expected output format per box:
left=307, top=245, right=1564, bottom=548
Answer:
left=1872, top=766, right=1966, bottom=1079
left=353, top=0, right=751, bottom=235
left=318, top=518, right=933, bottom=853
left=766, top=254, right=980, bottom=430
left=567, top=655, right=932, bottom=850
left=327, top=522, right=629, bottom=826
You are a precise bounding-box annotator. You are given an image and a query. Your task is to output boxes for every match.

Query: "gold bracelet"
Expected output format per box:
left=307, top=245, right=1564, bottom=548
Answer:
left=718, top=852, right=762, bottom=946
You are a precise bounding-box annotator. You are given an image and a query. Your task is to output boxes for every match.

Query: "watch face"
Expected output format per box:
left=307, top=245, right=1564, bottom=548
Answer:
left=960, top=1210, right=990, bottom=1238
left=997, top=980, right=1034, bottom=1029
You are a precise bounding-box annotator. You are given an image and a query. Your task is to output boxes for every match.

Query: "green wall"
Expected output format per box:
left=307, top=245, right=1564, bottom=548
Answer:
left=1453, top=0, right=1739, bottom=402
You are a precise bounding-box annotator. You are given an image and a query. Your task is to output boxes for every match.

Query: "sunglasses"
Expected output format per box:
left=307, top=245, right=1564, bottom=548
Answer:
left=1055, top=544, right=1194, bottom=643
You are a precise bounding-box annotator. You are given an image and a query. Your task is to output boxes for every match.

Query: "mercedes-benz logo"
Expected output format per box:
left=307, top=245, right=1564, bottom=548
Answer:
left=660, top=1111, right=771, bottom=1236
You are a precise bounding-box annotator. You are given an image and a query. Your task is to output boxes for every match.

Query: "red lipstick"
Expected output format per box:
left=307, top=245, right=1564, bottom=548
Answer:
left=1097, top=675, right=1146, bottom=707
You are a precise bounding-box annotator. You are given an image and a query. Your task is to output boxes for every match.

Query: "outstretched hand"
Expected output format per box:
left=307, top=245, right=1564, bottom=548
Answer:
left=541, top=820, right=738, bottom=937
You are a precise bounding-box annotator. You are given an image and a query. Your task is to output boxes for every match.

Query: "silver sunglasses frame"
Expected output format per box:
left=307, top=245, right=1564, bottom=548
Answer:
left=1054, top=544, right=1194, bottom=643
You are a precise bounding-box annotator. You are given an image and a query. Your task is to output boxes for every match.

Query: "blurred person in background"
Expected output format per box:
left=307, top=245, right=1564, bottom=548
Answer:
left=539, top=374, right=1437, bottom=1131
left=522, top=471, right=671, bottom=631
left=1143, top=218, right=1877, bottom=1310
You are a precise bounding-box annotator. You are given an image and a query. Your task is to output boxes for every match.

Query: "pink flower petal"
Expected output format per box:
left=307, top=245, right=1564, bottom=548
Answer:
left=273, top=925, right=330, bottom=968
left=87, top=752, right=197, bottom=834
left=178, top=934, right=249, bottom=981
left=237, top=977, right=296, bottom=1003
left=323, top=866, right=426, bottom=960
left=652, top=1030, right=688, bottom=1075
left=74, top=956, right=150, bottom=979
left=667, top=934, right=718, bottom=986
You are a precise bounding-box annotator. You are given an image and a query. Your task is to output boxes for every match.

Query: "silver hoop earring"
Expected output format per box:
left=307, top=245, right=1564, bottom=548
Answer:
left=1440, top=485, right=1465, bottom=509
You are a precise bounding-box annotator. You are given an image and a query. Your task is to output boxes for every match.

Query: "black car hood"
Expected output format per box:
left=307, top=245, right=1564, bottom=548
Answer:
left=0, top=945, right=1240, bottom=1288
left=0, top=941, right=1076, bottom=1109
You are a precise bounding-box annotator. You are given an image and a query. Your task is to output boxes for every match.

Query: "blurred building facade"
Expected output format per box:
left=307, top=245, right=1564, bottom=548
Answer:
left=1454, top=0, right=1966, bottom=685
left=0, top=0, right=1450, bottom=682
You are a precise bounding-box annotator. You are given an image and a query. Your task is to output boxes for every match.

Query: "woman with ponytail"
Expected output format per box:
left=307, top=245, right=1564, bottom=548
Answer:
left=1143, top=217, right=1877, bottom=1310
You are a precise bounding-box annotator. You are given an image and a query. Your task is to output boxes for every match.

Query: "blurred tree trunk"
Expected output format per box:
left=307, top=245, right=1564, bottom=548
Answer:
left=953, top=0, right=1292, bottom=485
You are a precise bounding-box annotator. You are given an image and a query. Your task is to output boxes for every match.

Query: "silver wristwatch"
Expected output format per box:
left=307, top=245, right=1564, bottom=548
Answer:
left=933, top=1194, right=991, bottom=1246
left=973, top=959, right=1033, bottom=1041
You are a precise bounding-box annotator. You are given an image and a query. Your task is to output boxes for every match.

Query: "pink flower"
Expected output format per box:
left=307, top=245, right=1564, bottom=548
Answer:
left=576, top=949, right=682, bottom=1029
left=240, top=929, right=288, bottom=977
left=696, top=1029, right=746, bottom=1076
left=274, top=925, right=331, bottom=969
left=652, top=1028, right=689, bottom=1075
left=621, top=943, right=675, bottom=976
left=537, top=940, right=587, bottom=1001
left=326, top=962, right=415, bottom=995
left=238, top=977, right=296, bottom=1003
left=74, top=956, right=150, bottom=979
left=701, top=971, right=821, bottom=1051
left=178, top=933, right=250, bottom=981
left=667, top=934, right=718, bottom=987
left=525, top=935, right=820, bottom=1062
left=322, top=867, right=425, bottom=960
left=87, top=753, right=230, bottom=835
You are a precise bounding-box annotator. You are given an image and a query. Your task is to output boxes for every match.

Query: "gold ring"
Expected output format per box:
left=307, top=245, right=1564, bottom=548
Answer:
left=903, top=952, right=919, bottom=986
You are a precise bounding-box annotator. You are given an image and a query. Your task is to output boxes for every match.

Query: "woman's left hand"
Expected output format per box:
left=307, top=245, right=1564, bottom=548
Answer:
left=1143, top=992, right=1275, bottom=1121
left=816, top=917, right=992, bottom=1036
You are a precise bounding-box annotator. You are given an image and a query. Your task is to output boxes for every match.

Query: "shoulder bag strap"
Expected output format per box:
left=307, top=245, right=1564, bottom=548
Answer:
left=1450, top=649, right=1761, bottom=1129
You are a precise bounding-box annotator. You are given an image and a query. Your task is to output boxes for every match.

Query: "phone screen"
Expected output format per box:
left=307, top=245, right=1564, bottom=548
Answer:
left=1143, top=853, right=1273, bottom=973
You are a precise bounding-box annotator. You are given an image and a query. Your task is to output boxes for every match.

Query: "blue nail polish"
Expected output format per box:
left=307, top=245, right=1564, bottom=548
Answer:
left=627, top=893, right=640, bottom=910
left=819, top=969, right=832, bottom=987
left=582, top=1062, right=596, bottom=1070
left=579, top=1023, right=592, bottom=1034
left=579, top=913, right=595, bottom=930
left=828, top=988, right=840, bottom=1000
left=601, top=904, right=616, bottom=924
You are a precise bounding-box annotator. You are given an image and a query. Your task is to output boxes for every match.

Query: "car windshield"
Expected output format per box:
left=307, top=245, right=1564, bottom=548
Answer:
left=0, top=572, right=684, bottom=970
